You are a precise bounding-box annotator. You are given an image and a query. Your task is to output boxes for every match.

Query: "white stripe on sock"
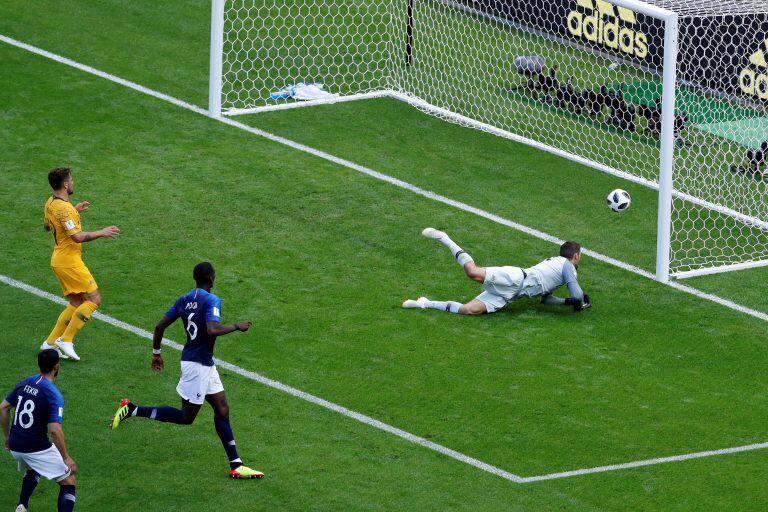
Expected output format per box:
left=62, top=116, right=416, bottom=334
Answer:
left=456, top=252, right=474, bottom=266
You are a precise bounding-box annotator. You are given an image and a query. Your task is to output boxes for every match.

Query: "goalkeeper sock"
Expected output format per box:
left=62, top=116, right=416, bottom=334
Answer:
left=60, top=301, right=99, bottom=342
left=425, top=300, right=462, bottom=314
left=46, top=305, right=77, bottom=343
left=436, top=234, right=474, bottom=267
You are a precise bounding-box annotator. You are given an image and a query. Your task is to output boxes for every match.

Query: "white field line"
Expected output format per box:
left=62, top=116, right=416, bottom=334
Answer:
left=0, top=274, right=525, bottom=484
left=519, top=442, right=768, bottom=483
left=224, top=90, right=391, bottom=115
left=2, top=35, right=768, bottom=480
left=4, top=273, right=768, bottom=483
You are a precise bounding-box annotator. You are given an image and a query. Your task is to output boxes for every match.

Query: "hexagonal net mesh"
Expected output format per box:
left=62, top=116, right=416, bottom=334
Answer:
left=221, top=1, right=400, bottom=112
left=664, top=11, right=768, bottom=276
left=219, top=0, right=768, bottom=278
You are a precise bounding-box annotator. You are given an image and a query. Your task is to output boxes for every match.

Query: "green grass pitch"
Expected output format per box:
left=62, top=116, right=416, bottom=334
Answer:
left=1, top=1, right=768, bottom=510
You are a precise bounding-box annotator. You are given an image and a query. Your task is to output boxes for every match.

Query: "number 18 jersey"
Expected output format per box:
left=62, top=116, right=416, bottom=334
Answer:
left=5, top=375, right=64, bottom=453
left=165, top=288, right=222, bottom=367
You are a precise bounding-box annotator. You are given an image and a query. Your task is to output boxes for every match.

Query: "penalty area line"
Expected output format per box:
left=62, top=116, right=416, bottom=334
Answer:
left=2, top=34, right=768, bottom=328
left=3, top=273, right=767, bottom=483
left=519, top=441, right=768, bottom=482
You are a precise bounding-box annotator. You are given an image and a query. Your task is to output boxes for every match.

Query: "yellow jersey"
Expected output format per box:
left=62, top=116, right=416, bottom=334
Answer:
left=44, top=196, right=83, bottom=268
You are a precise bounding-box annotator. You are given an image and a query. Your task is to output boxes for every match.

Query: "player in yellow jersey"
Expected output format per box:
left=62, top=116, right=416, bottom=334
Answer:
left=40, top=168, right=119, bottom=361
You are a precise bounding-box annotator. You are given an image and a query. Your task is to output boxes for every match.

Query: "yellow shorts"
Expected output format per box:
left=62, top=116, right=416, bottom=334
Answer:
left=52, top=265, right=98, bottom=296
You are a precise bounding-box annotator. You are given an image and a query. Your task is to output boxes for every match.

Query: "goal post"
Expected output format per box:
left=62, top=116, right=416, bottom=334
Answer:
left=656, top=10, right=678, bottom=282
left=208, top=0, right=768, bottom=282
left=208, top=0, right=225, bottom=118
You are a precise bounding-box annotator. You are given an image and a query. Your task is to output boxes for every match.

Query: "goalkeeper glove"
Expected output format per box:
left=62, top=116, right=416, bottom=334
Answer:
left=565, top=294, right=591, bottom=311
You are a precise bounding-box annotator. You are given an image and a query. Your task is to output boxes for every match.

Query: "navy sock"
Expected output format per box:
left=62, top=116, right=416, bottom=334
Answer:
left=135, top=406, right=187, bottom=424
left=57, top=484, right=76, bottom=512
left=19, top=470, right=39, bottom=508
left=214, top=416, right=242, bottom=469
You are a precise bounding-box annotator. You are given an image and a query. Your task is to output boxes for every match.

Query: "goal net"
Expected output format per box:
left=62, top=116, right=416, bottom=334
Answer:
left=211, top=0, right=768, bottom=280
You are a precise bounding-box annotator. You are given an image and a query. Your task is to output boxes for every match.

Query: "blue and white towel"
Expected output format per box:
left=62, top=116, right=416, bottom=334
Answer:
left=270, top=83, right=338, bottom=101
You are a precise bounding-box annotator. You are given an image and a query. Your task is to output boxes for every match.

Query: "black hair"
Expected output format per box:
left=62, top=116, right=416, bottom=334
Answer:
left=193, top=261, right=215, bottom=286
left=38, top=349, right=60, bottom=374
left=48, top=167, right=72, bottom=190
left=560, top=241, right=581, bottom=259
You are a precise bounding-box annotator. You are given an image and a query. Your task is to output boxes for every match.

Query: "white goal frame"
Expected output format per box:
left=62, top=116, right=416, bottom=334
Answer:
left=207, top=0, right=768, bottom=282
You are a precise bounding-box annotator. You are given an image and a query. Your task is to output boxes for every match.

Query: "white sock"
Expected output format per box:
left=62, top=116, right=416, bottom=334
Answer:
left=425, top=300, right=462, bottom=314
left=437, top=235, right=474, bottom=267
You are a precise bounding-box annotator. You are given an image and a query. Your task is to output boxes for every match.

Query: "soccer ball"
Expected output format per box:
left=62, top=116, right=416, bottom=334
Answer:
left=606, top=189, right=631, bottom=212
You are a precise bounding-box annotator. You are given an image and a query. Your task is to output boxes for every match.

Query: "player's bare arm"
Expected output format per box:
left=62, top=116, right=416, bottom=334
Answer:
left=0, top=399, right=11, bottom=450
left=207, top=320, right=251, bottom=337
left=49, top=422, right=76, bottom=474
left=151, top=315, right=177, bottom=372
left=74, top=201, right=90, bottom=213
left=70, top=225, right=120, bottom=243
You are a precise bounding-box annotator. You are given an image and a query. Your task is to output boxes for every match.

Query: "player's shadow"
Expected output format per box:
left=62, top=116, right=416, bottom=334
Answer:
left=498, top=298, right=586, bottom=317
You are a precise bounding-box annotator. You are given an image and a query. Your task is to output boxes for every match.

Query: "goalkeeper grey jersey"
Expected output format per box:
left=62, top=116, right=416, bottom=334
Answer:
left=521, top=256, right=578, bottom=297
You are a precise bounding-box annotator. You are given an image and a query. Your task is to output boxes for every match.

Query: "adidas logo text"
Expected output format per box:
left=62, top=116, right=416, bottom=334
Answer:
left=567, top=0, right=649, bottom=59
left=739, top=40, right=768, bottom=100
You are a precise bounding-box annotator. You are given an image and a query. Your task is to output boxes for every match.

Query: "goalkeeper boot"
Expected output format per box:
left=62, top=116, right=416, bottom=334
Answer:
left=402, top=297, right=429, bottom=309
left=421, top=227, right=447, bottom=240
left=229, top=465, right=264, bottom=479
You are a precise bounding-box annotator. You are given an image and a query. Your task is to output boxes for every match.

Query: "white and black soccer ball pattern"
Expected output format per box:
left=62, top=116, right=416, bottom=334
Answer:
left=606, top=189, right=631, bottom=212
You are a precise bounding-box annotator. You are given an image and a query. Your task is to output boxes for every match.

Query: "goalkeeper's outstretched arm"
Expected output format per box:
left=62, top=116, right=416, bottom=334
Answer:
left=541, top=285, right=590, bottom=311
left=540, top=282, right=590, bottom=310
left=540, top=261, right=590, bottom=310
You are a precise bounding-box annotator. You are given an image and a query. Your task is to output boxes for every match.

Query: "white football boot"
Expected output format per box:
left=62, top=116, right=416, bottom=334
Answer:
left=40, top=340, right=69, bottom=359
left=402, top=297, right=430, bottom=309
left=54, top=338, right=80, bottom=361
left=421, top=227, right=446, bottom=240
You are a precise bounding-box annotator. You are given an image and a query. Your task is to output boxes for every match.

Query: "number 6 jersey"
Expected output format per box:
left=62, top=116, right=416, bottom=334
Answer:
left=5, top=375, right=64, bottom=453
left=164, top=288, right=222, bottom=367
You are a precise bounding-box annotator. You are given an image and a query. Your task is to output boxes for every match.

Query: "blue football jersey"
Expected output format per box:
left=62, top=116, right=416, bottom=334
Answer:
left=5, top=375, right=64, bottom=453
left=165, top=288, right=222, bottom=366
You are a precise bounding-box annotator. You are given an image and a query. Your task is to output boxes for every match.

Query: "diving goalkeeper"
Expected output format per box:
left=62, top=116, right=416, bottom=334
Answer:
left=402, top=228, right=590, bottom=315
